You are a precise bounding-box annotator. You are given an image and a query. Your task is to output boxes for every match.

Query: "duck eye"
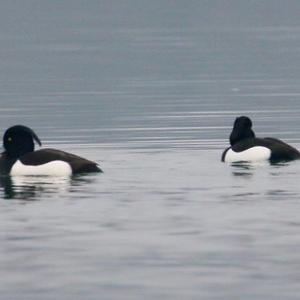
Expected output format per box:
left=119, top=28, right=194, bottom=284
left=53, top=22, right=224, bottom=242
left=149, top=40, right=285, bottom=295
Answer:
left=8, top=137, right=12, bottom=142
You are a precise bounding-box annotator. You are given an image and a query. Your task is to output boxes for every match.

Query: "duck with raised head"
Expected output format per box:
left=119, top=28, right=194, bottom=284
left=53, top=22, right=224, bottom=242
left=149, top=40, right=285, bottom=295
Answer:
left=222, top=116, right=300, bottom=163
left=0, top=125, right=102, bottom=175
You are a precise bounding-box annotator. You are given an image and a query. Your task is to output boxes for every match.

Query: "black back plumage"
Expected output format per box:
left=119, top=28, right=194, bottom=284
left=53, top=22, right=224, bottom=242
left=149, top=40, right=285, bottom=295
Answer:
left=20, top=149, right=102, bottom=173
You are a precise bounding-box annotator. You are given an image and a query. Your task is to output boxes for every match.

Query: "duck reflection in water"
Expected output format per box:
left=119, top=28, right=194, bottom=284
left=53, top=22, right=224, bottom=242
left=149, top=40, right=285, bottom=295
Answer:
left=0, top=175, right=73, bottom=200
left=230, top=161, right=264, bottom=178
left=230, top=160, right=291, bottom=178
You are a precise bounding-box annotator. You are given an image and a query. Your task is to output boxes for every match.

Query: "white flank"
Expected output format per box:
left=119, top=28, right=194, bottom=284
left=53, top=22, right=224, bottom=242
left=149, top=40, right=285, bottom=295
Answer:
left=10, top=160, right=72, bottom=176
left=224, top=146, right=271, bottom=163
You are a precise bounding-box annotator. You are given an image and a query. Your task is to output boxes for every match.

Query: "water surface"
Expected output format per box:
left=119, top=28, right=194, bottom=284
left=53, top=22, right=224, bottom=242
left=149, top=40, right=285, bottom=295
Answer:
left=1, top=1, right=300, bottom=299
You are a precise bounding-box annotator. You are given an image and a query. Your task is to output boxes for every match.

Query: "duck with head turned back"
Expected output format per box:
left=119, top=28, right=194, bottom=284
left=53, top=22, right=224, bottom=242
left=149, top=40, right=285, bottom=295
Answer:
left=222, top=116, right=300, bottom=163
left=0, top=125, right=102, bottom=176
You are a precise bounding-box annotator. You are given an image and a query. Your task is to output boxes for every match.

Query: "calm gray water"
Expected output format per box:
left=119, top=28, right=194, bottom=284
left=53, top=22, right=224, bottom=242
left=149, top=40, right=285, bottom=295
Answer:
left=1, top=1, right=300, bottom=299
